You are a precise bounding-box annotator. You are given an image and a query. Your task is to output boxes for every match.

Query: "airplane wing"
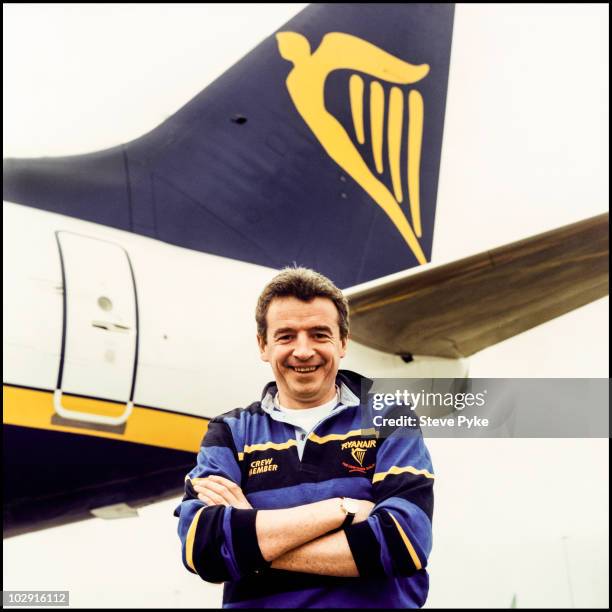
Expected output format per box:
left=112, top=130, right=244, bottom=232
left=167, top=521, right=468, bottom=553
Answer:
left=348, top=213, right=609, bottom=358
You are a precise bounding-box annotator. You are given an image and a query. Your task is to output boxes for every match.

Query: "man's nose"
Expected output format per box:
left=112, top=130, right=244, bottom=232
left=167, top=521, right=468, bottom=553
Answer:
left=292, top=333, right=315, bottom=360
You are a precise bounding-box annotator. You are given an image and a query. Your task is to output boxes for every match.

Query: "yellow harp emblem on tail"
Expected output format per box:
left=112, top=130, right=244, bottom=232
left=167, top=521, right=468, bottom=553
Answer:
left=276, top=31, right=429, bottom=264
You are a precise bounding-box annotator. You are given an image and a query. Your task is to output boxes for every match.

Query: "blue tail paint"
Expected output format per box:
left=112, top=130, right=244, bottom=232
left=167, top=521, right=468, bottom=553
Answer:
left=3, top=4, right=454, bottom=288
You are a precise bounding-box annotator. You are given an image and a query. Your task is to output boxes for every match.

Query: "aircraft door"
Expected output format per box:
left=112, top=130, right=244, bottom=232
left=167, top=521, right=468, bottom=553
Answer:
left=54, top=232, right=138, bottom=426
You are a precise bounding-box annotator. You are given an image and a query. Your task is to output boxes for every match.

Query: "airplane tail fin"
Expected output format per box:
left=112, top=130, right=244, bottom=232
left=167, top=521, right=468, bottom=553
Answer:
left=3, top=4, right=455, bottom=288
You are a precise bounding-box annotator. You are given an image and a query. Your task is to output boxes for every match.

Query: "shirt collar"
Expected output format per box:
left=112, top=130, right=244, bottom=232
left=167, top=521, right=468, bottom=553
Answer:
left=261, top=378, right=360, bottom=417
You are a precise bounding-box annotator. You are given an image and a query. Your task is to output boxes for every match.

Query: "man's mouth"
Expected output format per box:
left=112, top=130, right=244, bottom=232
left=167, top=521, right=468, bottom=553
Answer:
left=288, top=365, right=320, bottom=373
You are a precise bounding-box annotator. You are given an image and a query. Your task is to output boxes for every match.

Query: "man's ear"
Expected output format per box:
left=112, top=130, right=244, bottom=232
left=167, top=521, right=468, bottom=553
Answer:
left=339, top=335, right=349, bottom=358
left=257, top=334, right=269, bottom=362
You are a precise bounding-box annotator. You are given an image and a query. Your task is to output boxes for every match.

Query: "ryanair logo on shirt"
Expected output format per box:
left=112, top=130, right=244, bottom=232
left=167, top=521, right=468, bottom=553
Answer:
left=351, top=447, right=367, bottom=466
left=341, top=439, right=377, bottom=453
left=248, top=458, right=279, bottom=477
left=341, top=439, right=376, bottom=473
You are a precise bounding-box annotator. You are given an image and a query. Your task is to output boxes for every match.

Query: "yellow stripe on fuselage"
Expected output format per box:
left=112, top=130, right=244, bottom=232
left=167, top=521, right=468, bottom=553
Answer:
left=2, top=384, right=208, bottom=453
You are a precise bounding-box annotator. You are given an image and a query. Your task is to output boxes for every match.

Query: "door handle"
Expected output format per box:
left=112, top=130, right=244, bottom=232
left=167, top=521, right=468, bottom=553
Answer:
left=53, top=389, right=133, bottom=426
left=91, top=320, right=131, bottom=332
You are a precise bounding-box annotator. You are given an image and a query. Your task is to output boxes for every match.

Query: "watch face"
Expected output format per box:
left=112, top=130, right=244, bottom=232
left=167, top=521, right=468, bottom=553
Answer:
left=343, top=498, right=359, bottom=514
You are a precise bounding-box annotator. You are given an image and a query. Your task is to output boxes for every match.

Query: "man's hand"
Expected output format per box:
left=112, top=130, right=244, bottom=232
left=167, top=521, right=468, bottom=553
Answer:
left=193, top=475, right=253, bottom=509
left=268, top=499, right=374, bottom=576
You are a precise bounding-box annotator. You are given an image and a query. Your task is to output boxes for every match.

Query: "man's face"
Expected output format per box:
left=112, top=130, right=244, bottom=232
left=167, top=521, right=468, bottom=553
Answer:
left=258, top=296, right=348, bottom=409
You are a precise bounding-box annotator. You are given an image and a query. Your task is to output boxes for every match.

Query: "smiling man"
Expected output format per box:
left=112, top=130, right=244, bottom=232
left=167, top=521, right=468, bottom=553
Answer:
left=175, top=267, right=435, bottom=608
left=257, top=286, right=348, bottom=408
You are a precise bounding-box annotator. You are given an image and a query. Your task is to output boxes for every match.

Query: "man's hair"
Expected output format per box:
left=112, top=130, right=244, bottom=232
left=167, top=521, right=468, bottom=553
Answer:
left=256, top=267, right=349, bottom=342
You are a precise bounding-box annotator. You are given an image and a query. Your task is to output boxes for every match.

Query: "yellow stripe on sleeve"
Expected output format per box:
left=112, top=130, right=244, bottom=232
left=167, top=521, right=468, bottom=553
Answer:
left=186, top=506, right=205, bottom=573
left=387, top=511, right=422, bottom=570
left=372, top=465, right=434, bottom=483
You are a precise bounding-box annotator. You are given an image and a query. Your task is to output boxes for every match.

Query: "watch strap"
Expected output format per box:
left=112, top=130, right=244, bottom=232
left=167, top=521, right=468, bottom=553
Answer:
left=341, top=512, right=356, bottom=529
left=340, top=498, right=356, bottom=529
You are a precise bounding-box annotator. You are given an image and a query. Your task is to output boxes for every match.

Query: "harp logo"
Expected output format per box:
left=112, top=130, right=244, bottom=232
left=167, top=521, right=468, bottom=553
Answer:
left=340, top=438, right=376, bottom=473
left=351, top=447, right=367, bottom=467
left=276, top=31, right=430, bottom=264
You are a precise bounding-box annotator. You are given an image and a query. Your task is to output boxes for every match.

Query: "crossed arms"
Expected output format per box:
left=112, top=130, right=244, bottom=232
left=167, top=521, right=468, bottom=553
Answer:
left=193, top=474, right=373, bottom=576
left=175, top=418, right=434, bottom=584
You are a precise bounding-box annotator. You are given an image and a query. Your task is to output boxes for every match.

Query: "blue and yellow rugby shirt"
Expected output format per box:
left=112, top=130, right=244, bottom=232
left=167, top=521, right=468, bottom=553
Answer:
left=175, top=370, right=434, bottom=608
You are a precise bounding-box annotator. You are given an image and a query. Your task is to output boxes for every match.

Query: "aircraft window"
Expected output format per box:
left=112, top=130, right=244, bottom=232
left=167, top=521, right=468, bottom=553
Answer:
left=98, top=296, right=113, bottom=312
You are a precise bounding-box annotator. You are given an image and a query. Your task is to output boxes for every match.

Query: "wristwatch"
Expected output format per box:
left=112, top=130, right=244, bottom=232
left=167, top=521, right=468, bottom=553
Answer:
left=340, top=497, right=359, bottom=529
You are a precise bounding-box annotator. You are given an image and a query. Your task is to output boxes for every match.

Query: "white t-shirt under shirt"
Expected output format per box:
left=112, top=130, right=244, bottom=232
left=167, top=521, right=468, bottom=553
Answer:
left=274, top=389, right=340, bottom=437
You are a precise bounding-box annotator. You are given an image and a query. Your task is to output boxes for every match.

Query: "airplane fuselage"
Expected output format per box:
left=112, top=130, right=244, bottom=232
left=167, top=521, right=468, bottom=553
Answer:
left=3, top=201, right=466, bottom=535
